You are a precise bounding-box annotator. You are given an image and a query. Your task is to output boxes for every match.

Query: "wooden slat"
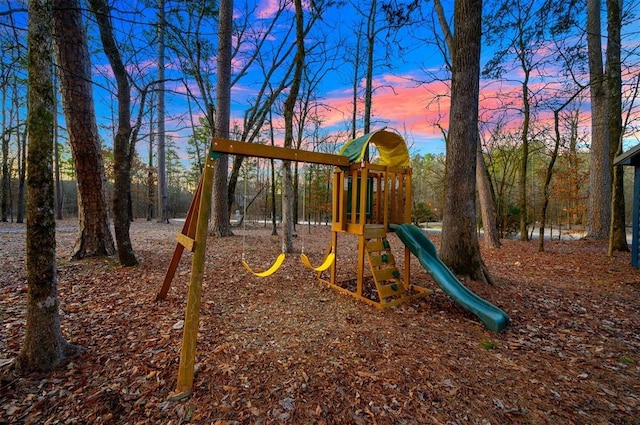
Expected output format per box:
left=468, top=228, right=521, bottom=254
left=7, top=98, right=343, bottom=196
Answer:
left=367, top=240, right=386, bottom=252
left=211, top=138, right=350, bottom=167
left=364, top=224, right=386, bottom=239
left=373, top=267, right=401, bottom=282
left=176, top=232, right=196, bottom=252
left=369, top=252, right=395, bottom=268
left=378, top=282, right=405, bottom=299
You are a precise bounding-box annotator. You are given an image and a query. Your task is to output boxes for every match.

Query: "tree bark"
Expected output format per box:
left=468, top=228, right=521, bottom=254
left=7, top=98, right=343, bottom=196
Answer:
left=281, top=0, right=305, bottom=254
left=147, top=92, right=155, bottom=221
left=364, top=0, right=376, bottom=139
left=439, top=0, right=490, bottom=284
left=433, top=0, right=499, bottom=249
left=18, top=0, right=82, bottom=372
left=1, top=85, right=8, bottom=222
left=52, top=67, right=62, bottom=220
left=156, top=0, right=169, bottom=224
left=476, top=141, right=501, bottom=248
left=211, top=0, right=234, bottom=237
left=518, top=67, right=531, bottom=241
left=52, top=0, right=115, bottom=259
left=606, top=0, right=627, bottom=253
left=89, top=0, right=137, bottom=266
left=586, top=0, right=611, bottom=239
left=16, top=126, right=27, bottom=223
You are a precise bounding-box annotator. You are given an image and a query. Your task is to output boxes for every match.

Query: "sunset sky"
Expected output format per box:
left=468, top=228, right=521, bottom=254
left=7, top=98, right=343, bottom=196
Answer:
left=137, top=0, right=639, bottom=159
left=2, top=0, right=639, bottom=161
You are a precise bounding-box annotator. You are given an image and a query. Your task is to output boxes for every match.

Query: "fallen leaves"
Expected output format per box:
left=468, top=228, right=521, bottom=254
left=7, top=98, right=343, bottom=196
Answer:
left=1, top=220, right=639, bottom=423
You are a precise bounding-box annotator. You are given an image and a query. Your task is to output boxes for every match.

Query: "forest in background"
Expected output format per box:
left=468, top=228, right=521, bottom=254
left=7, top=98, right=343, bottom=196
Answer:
left=1, top=0, right=639, bottom=241
left=1, top=1, right=640, bottom=421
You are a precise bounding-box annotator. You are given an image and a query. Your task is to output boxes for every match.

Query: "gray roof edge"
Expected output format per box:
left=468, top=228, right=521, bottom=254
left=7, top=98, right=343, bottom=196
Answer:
left=614, top=143, right=640, bottom=165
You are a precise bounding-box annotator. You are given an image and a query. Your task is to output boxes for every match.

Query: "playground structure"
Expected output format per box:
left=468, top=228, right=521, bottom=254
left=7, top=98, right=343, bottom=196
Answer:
left=157, top=129, right=509, bottom=398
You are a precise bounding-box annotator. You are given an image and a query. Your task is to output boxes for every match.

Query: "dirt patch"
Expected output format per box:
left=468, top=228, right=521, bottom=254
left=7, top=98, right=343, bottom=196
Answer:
left=1, top=219, right=639, bottom=424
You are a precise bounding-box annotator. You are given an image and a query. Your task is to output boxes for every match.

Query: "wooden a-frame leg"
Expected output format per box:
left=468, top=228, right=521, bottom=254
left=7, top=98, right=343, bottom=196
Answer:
left=170, top=155, right=215, bottom=399
left=155, top=176, right=204, bottom=301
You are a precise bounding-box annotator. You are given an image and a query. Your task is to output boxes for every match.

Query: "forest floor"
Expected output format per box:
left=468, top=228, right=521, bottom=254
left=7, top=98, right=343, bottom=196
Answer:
left=1, top=219, right=639, bottom=424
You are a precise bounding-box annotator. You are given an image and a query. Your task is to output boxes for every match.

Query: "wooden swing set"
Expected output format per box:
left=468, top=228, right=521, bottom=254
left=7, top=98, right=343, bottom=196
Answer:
left=157, top=130, right=431, bottom=398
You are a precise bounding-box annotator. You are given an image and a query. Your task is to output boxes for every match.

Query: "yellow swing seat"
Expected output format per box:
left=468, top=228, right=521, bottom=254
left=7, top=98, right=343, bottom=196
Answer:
left=242, top=252, right=286, bottom=277
left=300, top=251, right=335, bottom=272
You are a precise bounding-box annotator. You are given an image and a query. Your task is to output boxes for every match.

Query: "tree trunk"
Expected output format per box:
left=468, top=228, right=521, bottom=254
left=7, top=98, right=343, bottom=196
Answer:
left=433, top=0, right=498, bottom=249
left=538, top=110, right=562, bottom=252
left=281, top=0, right=305, bottom=254
left=518, top=68, right=531, bottom=241
left=476, top=140, right=500, bottom=248
left=18, top=0, right=82, bottom=372
left=350, top=21, right=362, bottom=140
left=52, top=0, right=115, bottom=259
left=17, top=126, right=27, bottom=223
left=606, top=0, right=627, bottom=253
left=228, top=156, right=244, bottom=219
left=211, top=0, right=234, bottom=237
left=364, top=0, right=376, bottom=137
left=52, top=67, right=62, bottom=220
left=1, top=86, right=8, bottom=222
left=89, top=0, right=137, bottom=266
left=156, top=0, right=169, bottom=224
left=586, top=0, right=611, bottom=239
left=147, top=93, right=155, bottom=221
left=439, top=0, right=490, bottom=284
left=270, top=158, right=277, bottom=236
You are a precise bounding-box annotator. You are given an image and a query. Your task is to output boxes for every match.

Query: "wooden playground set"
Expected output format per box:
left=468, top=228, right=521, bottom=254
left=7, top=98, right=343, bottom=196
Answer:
left=156, top=129, right=509, bottom=398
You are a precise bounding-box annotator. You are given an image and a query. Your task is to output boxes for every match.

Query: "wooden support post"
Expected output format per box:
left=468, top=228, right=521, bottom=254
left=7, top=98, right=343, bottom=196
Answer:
left=171, top=154, right=215, bottom=399
left=357, top=233, right=366, bottom=297
left=155, top=177, right=204, bottom=301
left=330, top=230, right=338, bottom=286
left=404, top=170, right=412, bottom=285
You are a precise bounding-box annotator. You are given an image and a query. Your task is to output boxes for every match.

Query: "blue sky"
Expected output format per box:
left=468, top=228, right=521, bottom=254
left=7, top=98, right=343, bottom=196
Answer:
left=2, top=0, right=640, bottom=162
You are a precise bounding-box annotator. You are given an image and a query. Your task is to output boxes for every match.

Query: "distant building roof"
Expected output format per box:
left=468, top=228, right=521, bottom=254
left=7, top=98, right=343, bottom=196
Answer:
left=614, top=143, right=640, bottom=166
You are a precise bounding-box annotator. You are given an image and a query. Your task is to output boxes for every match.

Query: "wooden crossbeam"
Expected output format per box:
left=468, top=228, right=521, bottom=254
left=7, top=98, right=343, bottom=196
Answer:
left=211, top=138, right=350, bottom=167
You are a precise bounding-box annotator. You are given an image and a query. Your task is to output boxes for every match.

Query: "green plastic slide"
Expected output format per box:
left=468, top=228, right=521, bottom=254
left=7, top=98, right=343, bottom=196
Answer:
left=390, top=223, right=509, bottom=332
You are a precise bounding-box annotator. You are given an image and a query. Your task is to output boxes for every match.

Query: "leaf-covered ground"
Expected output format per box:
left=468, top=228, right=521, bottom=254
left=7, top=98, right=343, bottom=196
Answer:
left=1, top=219, right=639, bottom=424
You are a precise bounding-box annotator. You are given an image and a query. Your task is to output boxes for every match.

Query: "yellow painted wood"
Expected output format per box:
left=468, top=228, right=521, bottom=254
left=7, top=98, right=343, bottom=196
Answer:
left=175, top=233, right=196, bottom=252
left=405, top=169, right=412, bottom=223
left=358, top=168, right=368, bottom=225
left=366, top=240, right=387, bottom=252
left=346, top=223, right=365, bottom=235
left=156, top=176, right=204, bottom=301
left=173, top=153, right=215, bottom=398
left=211, top=137, right=350, bottom=167
left=332, top=171, right=347, bottom=232
left=373, top=267, right=401, bottom=282
left=356, top=235, right=366, bottom=296
left=378, top=282, right=405, bottom=299
left=369, top=252, right=395, bottom=267
left=330, top=231, right=338, bottom=286
left=364, top=224, right=386, bottom=239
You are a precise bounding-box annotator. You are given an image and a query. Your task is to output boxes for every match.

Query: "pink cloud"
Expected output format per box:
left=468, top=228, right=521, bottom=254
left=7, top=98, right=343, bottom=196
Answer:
left=256, top=0, right=285, bottom=19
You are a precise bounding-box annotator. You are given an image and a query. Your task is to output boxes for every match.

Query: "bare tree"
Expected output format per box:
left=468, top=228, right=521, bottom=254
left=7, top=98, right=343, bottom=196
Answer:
left=17, top=0, right=82, bottom=372
left=156, top=0, right=169, bottom=224
left=586, top=0, right=611, bottom=239
left=88, top=0, right=138, bottom=266
left=606, top=0, right=627, bottom=253
left=52, top=0, right=115, bottom=259
left=211, top=0, right=234, bottom=237
left=439, top=0, right=490, bottom=283
left=483, top=0, right=553, bottom=242
left=432, top=0, right=500, bottom=248
left=281, top=0, right=305, bottom=253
